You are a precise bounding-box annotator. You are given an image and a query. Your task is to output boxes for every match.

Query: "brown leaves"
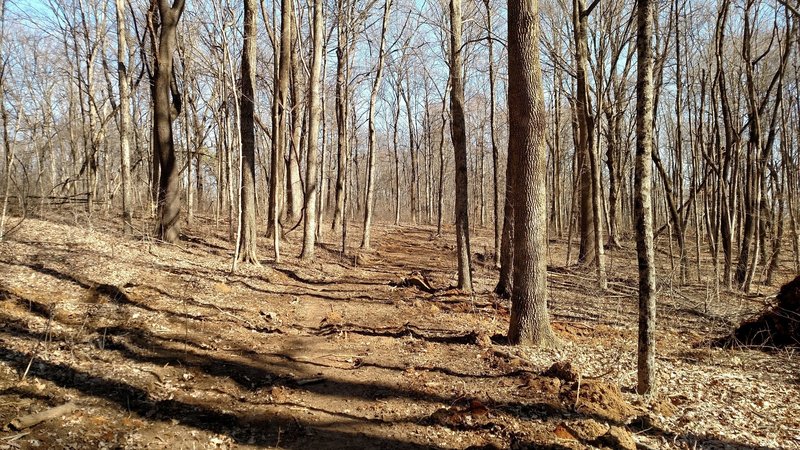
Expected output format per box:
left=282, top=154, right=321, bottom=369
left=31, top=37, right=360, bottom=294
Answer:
left=428, top=399, right=495, bottom=430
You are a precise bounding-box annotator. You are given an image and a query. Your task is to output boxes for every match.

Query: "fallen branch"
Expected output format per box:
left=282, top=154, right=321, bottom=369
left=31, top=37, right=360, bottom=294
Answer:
left=7, top=402, right=78, bottom=431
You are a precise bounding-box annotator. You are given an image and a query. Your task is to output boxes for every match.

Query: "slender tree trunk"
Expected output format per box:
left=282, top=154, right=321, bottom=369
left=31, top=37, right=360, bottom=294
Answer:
left=394, top=79, right=402, bottom=226
left=287, top=45, right=304, bottom=225
left=573, top=0, right=594, bottom=265
left=301, top=0, right=325, bottom=259
left=0, top=0, right=11, bottom=242
left=495, top=148, right=515, bottom=298
left=332, top=0, right=349, bottom=233
left=115, top=0, right=133, bottom=235
left=237, top=0, right=259, bottom=264
left=271, top=0, right=293, bottom=262
left=449, top=0, right=472, bottom=291
left=436, top=85, right=447, bottom=236
left=401, top=80, right=419, bottom=225
left=673, top=0, right=687, bottom=282
left=361, top=0, right=392, bottom=250
left=317, top=58, right=327, bottom=240
left=635, top=0, right=657, bottom=398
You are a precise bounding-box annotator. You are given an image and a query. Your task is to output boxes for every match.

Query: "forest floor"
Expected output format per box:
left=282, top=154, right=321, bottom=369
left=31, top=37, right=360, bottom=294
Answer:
left=0, top=213, right=798, bottom=449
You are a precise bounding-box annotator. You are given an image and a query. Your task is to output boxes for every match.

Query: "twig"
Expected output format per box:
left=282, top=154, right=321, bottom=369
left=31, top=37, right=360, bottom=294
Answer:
left=1, top=432, right=30, bottom=441
left=295, top=377, right=326, bottom=386
left=6, top=402, right=78, bottom=431
left=213, top=304, right=255, bottom=329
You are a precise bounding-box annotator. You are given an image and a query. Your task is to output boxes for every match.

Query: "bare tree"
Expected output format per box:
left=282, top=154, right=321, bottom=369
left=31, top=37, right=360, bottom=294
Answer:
left=448, top=0, right=472, bottom=291
left=331, top=0, right=353, bottom=234
left=301, top=0, right=325, bottom=259
left=635, top=0, right=657, bottom=397
left=0, top=0, right=10, bottom=241
left=361, top=0, right=392, bottom=249
left=484, top=0, right=501, bottom=266
left=115, top=0, right=133, bottom=235
left=572, top=0, right=606, bottom=289
left=271, top=0, right=294, bottom=262
left=236, top=0, right=259, bottom=264
left=151, top=0, right=186, bottom=243
left=506, top=0, right=557, bottom=347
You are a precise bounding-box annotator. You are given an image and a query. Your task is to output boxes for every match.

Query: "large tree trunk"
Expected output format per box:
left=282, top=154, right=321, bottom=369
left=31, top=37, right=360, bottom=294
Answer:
left=361, top=0, right=392, bottom=250
left=506, top=0, right=557, bottom=347
left=301, top=0, right=325, bottom=259
left=237, top=0, right=259, bottom=264
left=152, top=0, right=185, bottom=244
left=448, top=0, right=473, bottom=291
left=635, top=0, right=657, bottom=398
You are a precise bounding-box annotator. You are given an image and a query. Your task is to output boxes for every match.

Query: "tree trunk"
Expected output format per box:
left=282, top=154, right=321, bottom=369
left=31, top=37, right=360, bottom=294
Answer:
left=0, top=0, right=11, bottom=242
left=635, top=0, right=657, bottom=398
left=394, top=78, right=402, bottom=226
left=572, top=0, right=605, bottom=289
left=115, top=0, right=133, bottom=236
left=496, top=137, right=514, bottom=298
left=573, top=0, right=594, bottom=265
left=490, top=0, right=515, bottom=262
left=401, top=80, right=419, bottom=225
left=332, top=0, right=349, bottom=233
left=287, top=44, right=304, bottom=225
left=237, top=0, right=259, bottom=264
left=436, top=85, right=447, bottom=236
left=448, top=0, right=472, bottom=291
left=271, top=0, right=293, bottom=262
left=152, top=0, right=186, bottom=243
left=301, top=0, right=325, bottom=259
left=506, top=0, right=557, bottom=347
left=361, top=0, right=392, bottom=250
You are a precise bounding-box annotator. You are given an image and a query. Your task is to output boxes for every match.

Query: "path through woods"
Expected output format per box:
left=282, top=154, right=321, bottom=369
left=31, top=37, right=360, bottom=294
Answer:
left=0, top=216, right=798, bottom=449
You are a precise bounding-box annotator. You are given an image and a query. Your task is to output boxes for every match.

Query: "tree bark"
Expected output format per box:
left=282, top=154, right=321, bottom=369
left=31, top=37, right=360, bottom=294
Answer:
left=332, top=0, right=349, bottom=233
left=271, top=0, right=293, bottom=262
left=495, top=145, right=514, bottom=298
left=287, top=44, right=304, bottom=225
left=573, top=0, right=594, bottom=265
left=152, top=0, right=185, bottom=243
left=301, top=0, right=325, bottom=259
left=237, top=0, right=259, bottom=264
left=635, top=0, right=657, bottom=398
left=448, top=0, right=473, bottom=291
left=436, top=83, right=448, bottom=236
left=506, top=0, right=557, bottom=347
left=361, top=0, right=392, bottom=250
left=115, top=0, right=133, bottom=236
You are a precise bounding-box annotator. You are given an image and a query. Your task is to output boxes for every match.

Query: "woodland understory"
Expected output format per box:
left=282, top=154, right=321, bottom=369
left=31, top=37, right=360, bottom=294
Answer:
left=0, top=212, right=798, bottom=449
left=1, top=0, right=800, bottom=447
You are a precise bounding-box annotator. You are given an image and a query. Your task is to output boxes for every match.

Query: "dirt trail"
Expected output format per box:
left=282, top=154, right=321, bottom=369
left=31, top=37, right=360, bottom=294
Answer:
left=0, top=217, right=798, bottom=449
